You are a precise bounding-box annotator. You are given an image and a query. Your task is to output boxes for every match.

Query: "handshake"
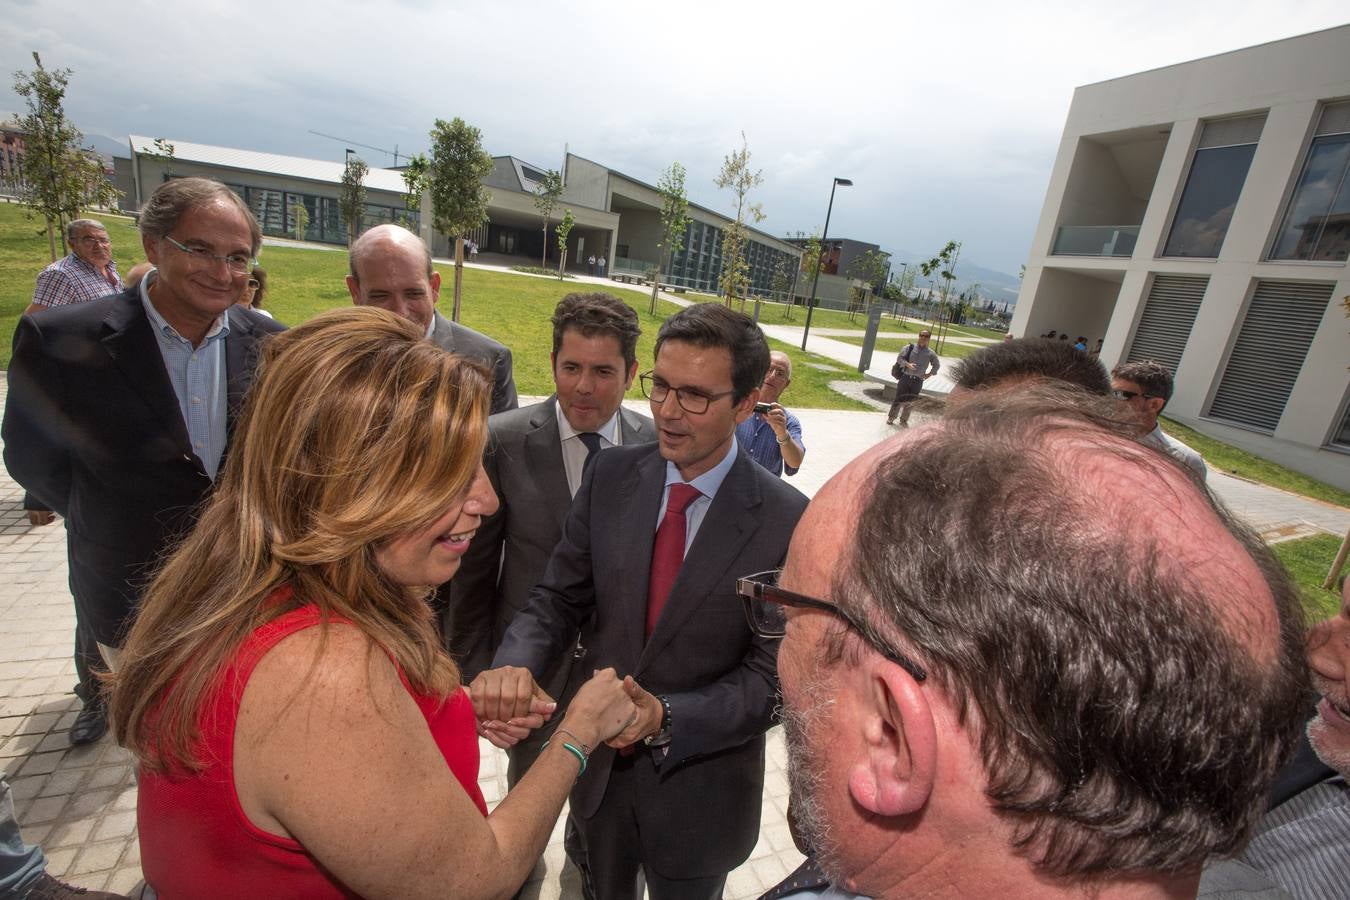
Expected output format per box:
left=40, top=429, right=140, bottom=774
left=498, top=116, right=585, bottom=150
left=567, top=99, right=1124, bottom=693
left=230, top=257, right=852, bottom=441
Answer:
left=469, top=665, right=662, bottom=752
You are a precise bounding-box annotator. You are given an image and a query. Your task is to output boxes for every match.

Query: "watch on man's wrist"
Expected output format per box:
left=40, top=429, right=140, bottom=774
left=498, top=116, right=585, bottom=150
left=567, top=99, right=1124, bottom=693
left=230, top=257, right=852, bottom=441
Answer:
left=644, top=695, right=673, bottom=747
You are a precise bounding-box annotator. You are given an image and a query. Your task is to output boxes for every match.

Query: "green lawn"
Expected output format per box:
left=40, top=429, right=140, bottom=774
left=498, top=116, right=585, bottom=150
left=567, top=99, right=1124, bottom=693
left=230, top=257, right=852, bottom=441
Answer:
left=0, top=204, right=868, bottom=409
left=1161, top=417, right=1350, bottom=509
left=1271, top=533, right=1345, bottom=620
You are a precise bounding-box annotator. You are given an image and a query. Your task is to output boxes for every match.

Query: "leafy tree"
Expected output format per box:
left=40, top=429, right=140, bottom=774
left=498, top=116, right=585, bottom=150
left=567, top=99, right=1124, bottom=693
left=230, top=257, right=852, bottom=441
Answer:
left=845, top=249, right=889, bottom=321
left=532, top=168, right=564, bottom=268
left=650, top=162, right=691, bottom=314
left=714, top=133, right=765, bottom=308
left=400, top=152, right=431, bottom=228
left=555, top=208, right=575, bottom=278
left=919, top=240, right=962, bottom=350
left=12, top=52, right=120, bottom=261
left=427, top=117, right=493, bottom=322
left=339, top=154, right=369, bottom=247
left=290, top=199, right=310, bottom=241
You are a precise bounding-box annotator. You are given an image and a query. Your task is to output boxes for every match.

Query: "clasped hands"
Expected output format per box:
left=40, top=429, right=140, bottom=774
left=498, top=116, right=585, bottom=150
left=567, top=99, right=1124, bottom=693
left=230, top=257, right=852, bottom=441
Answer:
left=468, top=665, right=663, bottom=751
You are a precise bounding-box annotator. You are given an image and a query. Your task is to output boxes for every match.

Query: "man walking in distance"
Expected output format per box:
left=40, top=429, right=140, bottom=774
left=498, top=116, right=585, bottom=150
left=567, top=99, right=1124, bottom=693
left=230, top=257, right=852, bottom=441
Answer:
left=22, top=218, right=127, bottom=527
left=886, top=328, right=939, bottom=427
left=347, top=223, right=517, bottom=414
left=1111, top=359, right=1207, bottom=482
left=736, top=350, right=805, bottom=477
left=474, top=304, right=808, bottom=900
left=3, top=178, right=284, bottom=745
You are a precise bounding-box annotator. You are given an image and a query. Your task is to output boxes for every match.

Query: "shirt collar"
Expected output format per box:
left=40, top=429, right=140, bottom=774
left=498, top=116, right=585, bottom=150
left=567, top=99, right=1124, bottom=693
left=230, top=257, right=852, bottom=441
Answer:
left=139, top=272, right=231, bottom=344
left=556, top=399, right=622, bottom=446
left=424, top=314, right=436, bottom=340
left=67, top=253, right=118, bottom=277
left=664, top=434, right=738, bottom=499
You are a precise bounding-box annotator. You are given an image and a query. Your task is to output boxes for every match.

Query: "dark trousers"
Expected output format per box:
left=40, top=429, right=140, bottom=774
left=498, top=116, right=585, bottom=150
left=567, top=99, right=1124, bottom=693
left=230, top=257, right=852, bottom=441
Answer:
left=578, top=754, right=728, bottom=900
left=73, top=615, right=104, bottom=706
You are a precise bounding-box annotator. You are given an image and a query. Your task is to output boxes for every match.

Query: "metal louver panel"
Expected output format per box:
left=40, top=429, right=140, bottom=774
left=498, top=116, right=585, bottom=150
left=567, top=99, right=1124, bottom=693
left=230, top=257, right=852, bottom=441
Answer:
left=1125, top=275, right=1208, bottom=372
left=1207, top=280, right=1334, bottom=432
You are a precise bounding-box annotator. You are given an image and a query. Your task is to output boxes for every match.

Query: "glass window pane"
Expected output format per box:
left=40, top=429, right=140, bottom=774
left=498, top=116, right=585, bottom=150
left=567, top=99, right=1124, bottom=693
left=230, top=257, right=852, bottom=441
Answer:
left=1271, top=134, right=1350, bottom=261
left=1163, top=144, right=1257, bottom=257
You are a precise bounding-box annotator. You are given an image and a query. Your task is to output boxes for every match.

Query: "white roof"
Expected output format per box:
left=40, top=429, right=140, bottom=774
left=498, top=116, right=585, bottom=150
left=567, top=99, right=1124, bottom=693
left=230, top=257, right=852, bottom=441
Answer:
left=127, top=135, right=408, bottom=194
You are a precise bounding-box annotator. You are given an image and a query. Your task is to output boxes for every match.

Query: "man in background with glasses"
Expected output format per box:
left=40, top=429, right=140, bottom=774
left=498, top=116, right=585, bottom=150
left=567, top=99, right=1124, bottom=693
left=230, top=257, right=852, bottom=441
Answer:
left=20, top=219, right=127, bottom=529
left=1111, top=359, right=1207, bottom=481
left=758, top=386, right=1307, bottom=899
left=3, top=177, right=284, bottom=746
left=736, top=350, right=805, bottom=478
left=473, top=303, right=808, bottom=900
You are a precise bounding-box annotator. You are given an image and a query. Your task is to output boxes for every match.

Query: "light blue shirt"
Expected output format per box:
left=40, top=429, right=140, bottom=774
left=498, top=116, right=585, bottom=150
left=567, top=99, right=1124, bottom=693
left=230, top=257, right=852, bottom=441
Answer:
left=657, top=438, right=738, bottom=556
left=139, top=274, right=230, bottom=480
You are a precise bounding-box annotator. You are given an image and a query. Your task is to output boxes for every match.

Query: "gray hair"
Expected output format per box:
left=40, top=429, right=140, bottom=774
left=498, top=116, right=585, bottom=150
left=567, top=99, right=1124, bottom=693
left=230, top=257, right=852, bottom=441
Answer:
left=66, top=218, right=106, bottom=242
left=139, top=178, right=261, bottom=255
left=349, top=224, right=434, bottom=283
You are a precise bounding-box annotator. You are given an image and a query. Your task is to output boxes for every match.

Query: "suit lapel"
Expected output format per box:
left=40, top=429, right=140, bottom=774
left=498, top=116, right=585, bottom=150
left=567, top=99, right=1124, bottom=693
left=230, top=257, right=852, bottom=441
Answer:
left=618, top=407, right=649, bottom=445
left=224, top=306, right=259, bottom=437
left=618, top=448, right=667, bottom=662
left=433, top=312, right=457, bottom=352
left=639, top=452, right=761, bottom=668
left=524, top=400, right=572, bottom=527
left=100, top=289, right=192, bottom=456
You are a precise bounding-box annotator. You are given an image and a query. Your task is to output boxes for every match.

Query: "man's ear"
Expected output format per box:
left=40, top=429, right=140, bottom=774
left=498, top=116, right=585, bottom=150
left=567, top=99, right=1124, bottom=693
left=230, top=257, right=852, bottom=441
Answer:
left=732, top=387, right=761, bottom=425
left=1146, top=396, right=1166, bottom=419
left=345, top=274, right=362, bottom=304
left=846, top=659, right=936, bottom=817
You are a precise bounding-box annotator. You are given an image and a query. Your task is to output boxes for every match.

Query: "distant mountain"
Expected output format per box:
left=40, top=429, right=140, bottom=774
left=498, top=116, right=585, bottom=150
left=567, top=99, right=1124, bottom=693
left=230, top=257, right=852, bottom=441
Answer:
left=84, top=133, right=130, bottom=161
left=889, top=249, right=1022, bottom=307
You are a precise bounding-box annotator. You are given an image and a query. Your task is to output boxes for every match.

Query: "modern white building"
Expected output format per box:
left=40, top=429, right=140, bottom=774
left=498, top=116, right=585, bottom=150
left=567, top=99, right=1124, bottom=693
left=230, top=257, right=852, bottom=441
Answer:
left=1012, top=26, right=1350, bottom=490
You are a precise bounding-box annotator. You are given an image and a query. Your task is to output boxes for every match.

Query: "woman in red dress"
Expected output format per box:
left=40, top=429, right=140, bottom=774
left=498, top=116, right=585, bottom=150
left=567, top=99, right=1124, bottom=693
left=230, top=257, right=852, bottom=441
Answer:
left=109, top=307, right=635, bottom=899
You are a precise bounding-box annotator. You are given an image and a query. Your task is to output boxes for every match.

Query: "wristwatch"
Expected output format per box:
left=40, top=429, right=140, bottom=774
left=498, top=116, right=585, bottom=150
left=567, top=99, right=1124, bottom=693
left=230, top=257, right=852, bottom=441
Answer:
left=644, top=695, right=673, bottom=747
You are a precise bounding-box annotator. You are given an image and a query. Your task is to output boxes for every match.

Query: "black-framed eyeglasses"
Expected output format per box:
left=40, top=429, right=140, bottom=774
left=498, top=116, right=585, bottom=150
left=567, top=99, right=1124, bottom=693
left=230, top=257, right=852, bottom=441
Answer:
left=640, top=372, right=736, bottom=414
left=77, top=236, right=111, bottom=246
left=163, top=235, right=256, bottom=274
left=736, top=569, right=928, bottom=682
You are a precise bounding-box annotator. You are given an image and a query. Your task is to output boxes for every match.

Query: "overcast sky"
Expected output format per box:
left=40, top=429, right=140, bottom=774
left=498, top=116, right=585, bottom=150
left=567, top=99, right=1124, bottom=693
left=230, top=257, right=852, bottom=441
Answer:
left=3, top=1, right=1347, bottom=277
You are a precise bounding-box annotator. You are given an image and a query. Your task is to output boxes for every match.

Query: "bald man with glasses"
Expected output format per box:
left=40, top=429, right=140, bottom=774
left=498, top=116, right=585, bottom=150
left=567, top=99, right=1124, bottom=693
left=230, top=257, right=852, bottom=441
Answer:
left=3, top=178, right=284, bottom=746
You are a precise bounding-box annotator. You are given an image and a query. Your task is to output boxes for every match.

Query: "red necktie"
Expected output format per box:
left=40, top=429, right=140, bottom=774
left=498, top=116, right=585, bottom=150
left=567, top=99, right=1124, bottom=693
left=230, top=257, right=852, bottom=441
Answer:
left=646, top=483, right=701, bottom=640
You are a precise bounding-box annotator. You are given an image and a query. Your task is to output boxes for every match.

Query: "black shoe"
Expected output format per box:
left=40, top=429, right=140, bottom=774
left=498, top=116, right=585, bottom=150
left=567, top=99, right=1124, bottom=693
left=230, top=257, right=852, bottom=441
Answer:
left=22, top=871, right=124, bottom=898
left=69, top=699, right=108, bottom=746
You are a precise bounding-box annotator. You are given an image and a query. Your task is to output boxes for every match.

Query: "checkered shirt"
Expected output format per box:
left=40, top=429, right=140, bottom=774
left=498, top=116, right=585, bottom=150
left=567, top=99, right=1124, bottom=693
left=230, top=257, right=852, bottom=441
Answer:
left=31, top=253, right=123, bottom=308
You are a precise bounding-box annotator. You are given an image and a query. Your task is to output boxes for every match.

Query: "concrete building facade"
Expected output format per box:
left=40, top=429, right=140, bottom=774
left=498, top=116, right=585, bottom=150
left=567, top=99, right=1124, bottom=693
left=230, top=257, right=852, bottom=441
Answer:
left=1013, top=26, right=1350, bottom=489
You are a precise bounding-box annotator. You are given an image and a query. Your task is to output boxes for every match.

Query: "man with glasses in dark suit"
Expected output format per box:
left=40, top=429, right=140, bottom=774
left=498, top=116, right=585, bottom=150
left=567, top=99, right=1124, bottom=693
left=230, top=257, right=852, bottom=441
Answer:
left=472, top=304, right=807, bottom=900
left=3, top=177, right=284, bottom=746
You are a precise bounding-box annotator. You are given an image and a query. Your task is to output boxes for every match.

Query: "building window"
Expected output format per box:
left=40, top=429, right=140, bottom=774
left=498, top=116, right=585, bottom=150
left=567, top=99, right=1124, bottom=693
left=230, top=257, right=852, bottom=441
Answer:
left=1333, top=398, right=1350, bottom=450
left=1271, top=101, right=1350, bottom=262
left=1162, top=115, right=1264, bottom=258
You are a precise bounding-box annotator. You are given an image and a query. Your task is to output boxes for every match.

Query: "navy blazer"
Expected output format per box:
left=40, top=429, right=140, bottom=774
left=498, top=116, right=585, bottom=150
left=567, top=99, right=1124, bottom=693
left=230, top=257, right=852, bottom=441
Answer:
left=494, top=441, right=808, bottom=877
left=2, top=287, right=284, bottom=644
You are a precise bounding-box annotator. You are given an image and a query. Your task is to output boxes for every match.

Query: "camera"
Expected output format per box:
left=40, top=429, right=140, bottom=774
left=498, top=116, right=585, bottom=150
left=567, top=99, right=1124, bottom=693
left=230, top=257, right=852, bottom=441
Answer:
left=754, top=402, right=774, bottom=414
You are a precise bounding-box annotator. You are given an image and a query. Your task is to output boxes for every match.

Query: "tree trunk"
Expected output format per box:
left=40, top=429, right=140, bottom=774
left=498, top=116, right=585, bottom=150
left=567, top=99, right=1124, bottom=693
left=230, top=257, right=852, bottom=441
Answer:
left=45, top=218, right=57, bottom=262
left=452, top=236, right=464, bottom=323
left=541, top=224, right=548, bottom=269
left=649, top=249, right=666, bottom=316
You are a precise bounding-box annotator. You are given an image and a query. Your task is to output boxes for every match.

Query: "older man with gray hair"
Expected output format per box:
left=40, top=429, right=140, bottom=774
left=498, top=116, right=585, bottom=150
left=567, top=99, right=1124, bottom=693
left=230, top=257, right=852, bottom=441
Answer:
left=756, top=386, right=1309, bottom=899
left=25, top=218, right=124, bottom=315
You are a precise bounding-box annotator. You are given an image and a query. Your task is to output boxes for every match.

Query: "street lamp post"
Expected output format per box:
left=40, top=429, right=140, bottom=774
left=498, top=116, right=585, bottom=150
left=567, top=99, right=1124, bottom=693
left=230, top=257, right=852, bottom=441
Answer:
left=801, top=177, right=852, bottom=350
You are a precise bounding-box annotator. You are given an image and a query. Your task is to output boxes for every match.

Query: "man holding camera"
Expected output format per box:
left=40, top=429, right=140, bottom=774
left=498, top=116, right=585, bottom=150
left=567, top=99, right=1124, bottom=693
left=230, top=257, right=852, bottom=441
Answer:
left=735, top=350, right=805, bottom=478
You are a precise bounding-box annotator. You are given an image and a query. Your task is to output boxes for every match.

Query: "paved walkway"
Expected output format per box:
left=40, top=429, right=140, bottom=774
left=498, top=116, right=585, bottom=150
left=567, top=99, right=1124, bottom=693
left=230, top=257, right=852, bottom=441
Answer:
left=1, top=373, right=1346, bottom=895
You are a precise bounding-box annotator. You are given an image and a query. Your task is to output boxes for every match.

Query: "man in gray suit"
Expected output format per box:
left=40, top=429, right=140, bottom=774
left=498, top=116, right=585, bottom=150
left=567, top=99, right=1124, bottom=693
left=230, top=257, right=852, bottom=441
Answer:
left=347, top=223, right=517, bottom=414
left=447, top=292, right=653, bottom=783
left=474, top=304, right=808, bottom=900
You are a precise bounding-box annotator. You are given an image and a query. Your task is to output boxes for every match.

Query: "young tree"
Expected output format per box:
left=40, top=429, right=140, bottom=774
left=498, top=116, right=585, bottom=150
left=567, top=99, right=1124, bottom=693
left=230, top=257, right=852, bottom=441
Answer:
left=650, top=162, right=691, bottom=314
left=339, top=154, right=369, bottom=247
left=845, top=249, right=889, bottom=321
left=786, top=232, right=823, bottom=322
left=12, top=53, right=120, bottom=261
left=919, top=240, right=962, bottom=351
left=290, top=199, right=310, bottom=241
left=533, top=169, right=564, bottom=268
left=714, top=133, right=765, bottom=308
left=555, top=208, right=575, bottom=278
left=400, top=152, right=431, bottom=226
left=427, top=117, right=493, bottom=322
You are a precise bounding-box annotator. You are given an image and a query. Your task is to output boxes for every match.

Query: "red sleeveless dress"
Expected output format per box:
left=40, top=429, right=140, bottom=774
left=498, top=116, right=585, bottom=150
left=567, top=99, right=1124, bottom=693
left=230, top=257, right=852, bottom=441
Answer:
left=136, top=600, right=487, bottom=898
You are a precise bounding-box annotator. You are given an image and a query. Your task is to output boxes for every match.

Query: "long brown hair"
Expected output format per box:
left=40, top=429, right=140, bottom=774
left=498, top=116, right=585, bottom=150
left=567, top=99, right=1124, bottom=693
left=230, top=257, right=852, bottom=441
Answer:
left=109, top=307, right=490, bottom=771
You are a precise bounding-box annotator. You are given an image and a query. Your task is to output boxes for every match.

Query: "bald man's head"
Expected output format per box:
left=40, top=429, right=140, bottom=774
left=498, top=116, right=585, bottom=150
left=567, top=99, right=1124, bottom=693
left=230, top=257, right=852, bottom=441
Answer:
left=346, top=224, right=440, bottom=331
left=789, top=385, right=1309, bottom=879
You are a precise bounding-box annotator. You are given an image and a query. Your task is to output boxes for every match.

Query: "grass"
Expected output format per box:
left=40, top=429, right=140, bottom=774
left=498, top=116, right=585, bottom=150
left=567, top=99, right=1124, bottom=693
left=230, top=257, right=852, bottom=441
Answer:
left=831, top=334, right=983, bottom=361
left=1160, top=417, right=1350, bottom=509
left=1270, top=533, right=1345, bottom=620
left=0, top=203, right=868, bottom=409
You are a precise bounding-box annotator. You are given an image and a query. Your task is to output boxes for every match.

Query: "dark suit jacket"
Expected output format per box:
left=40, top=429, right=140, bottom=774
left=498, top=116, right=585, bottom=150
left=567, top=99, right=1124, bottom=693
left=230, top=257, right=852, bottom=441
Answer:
left=2, top=287, right=284, bottom=645
left=428, top=311, right=517, bottom=415
left=443, top=398, right=653, bottom=682
left=494, top=442, right=808, bottom=878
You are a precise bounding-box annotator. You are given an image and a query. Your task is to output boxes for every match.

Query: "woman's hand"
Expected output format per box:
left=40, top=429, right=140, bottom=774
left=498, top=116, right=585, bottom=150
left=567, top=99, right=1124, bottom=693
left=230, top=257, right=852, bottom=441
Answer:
left=559, top=668, right=638, bottom=748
